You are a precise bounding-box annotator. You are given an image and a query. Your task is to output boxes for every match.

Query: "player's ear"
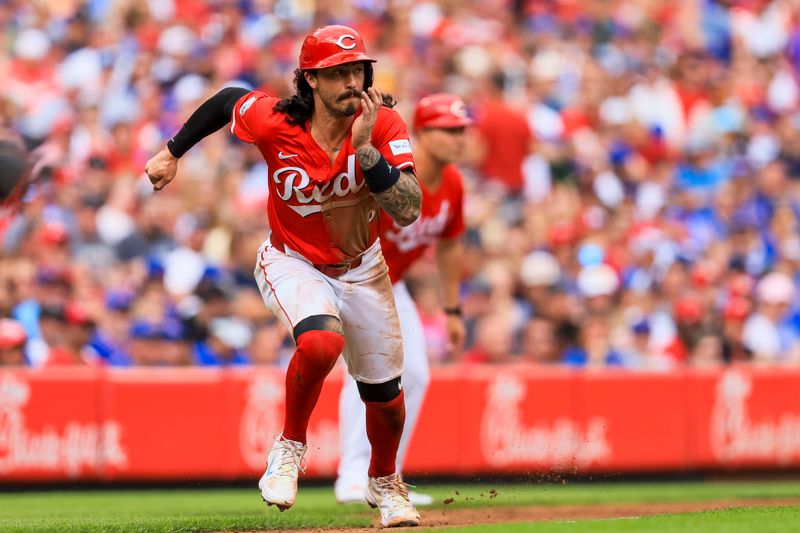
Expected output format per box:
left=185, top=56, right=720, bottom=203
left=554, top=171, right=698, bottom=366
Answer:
left=364, top=62, right=373, bottom=90
left=303, top=70, right=318, bottom=89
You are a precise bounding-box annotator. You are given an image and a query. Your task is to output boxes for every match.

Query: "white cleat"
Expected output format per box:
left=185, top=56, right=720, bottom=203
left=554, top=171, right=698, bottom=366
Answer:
left=365, top=473, right=421, bottom=528
left=335, top=478, right=368, bottom=505
left=258, top=435, right=307, bottom=511
left=409, top=491, right=434, bottom=506
left=336, top=478, right=433, bottom=507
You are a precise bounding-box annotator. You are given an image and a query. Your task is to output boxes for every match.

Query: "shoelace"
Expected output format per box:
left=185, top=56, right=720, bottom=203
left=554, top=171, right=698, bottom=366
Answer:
left=375, top=475, right=413, bottom=505
left=274, top=439, right=307, bottom=475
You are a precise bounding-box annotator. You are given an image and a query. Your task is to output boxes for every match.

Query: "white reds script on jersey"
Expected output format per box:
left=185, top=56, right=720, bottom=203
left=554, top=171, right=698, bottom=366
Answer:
left=230, top=91, right=416, bottom=265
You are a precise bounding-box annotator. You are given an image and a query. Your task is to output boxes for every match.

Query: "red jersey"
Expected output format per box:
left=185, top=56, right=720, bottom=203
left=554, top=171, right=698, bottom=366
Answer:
left=476, top=99, right=532, bottom=193
left=231, top=91, right=416, bottom=264
left=379, top=164, right=465, bottom=283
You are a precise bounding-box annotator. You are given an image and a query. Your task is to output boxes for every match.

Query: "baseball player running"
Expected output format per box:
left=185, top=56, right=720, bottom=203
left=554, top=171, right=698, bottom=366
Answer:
left=145, top=25, right=423, bottom=528
left=336, top=94, right=469, bottom=505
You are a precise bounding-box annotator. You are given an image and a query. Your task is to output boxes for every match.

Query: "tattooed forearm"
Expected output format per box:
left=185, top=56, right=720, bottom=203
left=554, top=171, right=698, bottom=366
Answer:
left=356, top=144, right=381, bottom=170
left=356, top=144, right=421, bottom=226
left=373, top=170, right=421, bottom=226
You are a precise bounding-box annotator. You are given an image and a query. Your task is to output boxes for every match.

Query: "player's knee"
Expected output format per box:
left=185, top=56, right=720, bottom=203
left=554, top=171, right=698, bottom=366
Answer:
left=293, top=314, right=343, bottom=340
left=357, top=376, right=403, bottom=403
left=295, top=328, right=345, bottom=377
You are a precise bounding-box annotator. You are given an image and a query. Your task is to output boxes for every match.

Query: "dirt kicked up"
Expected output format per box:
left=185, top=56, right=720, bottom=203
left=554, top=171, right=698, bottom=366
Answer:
left=252, top=498, right=800, bottom=532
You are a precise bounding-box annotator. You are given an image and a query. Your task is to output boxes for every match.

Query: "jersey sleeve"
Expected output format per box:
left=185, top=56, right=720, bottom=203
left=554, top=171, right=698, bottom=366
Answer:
left=230, top=91, right=277, bottom=144
left=372, top=107, right=416, bottom=172
left=441, top=166, right=466, bottom=239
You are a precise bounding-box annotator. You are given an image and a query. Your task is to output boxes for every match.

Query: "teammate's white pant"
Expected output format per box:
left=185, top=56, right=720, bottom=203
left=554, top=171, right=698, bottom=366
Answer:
left=337, top=281, right=430, bottom=487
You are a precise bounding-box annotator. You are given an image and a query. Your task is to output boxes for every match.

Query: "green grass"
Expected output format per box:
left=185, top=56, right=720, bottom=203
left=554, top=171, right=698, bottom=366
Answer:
left=420, top=479, right=800, bottom=508
left=1, top=480, right=798, bottom=532
left=0, top=487, right=369, bottom=532
left=431, top=505, right=800, bottom=533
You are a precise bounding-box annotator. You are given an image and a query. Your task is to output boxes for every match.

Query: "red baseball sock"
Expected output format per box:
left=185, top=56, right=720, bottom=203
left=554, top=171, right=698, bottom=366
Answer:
left=282, top=330, right=344, bottom=444
left=365, top=391, right=406, bottom=478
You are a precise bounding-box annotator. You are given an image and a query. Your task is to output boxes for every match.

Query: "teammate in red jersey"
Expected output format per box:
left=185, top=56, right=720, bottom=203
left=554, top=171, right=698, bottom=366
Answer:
left=144, top=25, right=423, bottom=528
left=336, top=94, right=470, bottom=505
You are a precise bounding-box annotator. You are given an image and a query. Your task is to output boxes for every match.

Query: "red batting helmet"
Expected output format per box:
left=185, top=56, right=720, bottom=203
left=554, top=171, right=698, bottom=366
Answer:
left=299, top=25, right=376, bottom=70
left=414, top=93, right=474, bottom=130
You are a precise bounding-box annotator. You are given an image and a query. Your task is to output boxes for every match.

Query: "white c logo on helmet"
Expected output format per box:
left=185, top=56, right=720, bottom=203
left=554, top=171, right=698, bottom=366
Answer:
left=335, top=34, right=357, bottom=50
left=450, top=100, right=468, bottom=118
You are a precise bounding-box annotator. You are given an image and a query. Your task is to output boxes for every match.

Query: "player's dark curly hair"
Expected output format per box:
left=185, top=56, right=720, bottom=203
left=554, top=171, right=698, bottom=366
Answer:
left=273, top=63, right=396, bottom=129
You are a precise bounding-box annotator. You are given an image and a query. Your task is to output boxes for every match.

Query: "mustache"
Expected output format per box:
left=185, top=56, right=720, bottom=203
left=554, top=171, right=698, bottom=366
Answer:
left=338, top=90, right=360, bottom=101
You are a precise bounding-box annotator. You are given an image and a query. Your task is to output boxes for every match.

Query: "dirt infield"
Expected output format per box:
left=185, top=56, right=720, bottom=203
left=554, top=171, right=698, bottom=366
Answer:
left=249, top=498, right=800, bottom=532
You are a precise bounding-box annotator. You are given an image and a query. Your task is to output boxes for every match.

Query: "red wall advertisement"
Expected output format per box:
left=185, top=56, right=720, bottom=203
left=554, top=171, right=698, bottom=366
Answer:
left=1, top=365, right=799, bottom=482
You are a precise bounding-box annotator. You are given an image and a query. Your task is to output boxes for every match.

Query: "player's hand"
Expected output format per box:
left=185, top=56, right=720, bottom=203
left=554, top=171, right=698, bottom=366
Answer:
left=445, top=314, right=466, bottom=355
left=352, top=87, right=383, bottom=151
left=144, top=148, right=179, bottom=191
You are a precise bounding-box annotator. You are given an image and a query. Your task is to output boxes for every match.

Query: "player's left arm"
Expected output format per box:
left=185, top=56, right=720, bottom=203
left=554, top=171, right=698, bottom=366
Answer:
left=352, top=88, right=421, bottom=227
left=436, top=236, right=466, bottom=354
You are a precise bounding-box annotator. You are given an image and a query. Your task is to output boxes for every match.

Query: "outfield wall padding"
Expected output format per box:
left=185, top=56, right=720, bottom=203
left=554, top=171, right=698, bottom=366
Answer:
left=1, top=365, right=799, bottom=482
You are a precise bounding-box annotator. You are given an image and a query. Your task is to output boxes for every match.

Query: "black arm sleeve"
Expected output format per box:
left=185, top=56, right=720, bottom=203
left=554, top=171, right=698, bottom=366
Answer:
left=166, top=87, right=250, bottom=158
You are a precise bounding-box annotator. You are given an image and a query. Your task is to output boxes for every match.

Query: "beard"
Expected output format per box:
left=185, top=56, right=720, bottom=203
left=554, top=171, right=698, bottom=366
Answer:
left=322, top=90, right=360, bottom=118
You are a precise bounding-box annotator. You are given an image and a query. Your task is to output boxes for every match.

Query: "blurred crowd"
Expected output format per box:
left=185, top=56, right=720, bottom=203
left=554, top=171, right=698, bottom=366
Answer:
left=3, top=0, right=800, bottom=370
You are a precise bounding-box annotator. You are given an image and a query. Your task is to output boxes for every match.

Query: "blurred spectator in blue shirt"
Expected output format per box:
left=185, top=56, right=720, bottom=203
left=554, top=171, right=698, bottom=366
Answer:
left=90, top=291, right=135, bottom=367
left=193, top=317, right=252, bottom=366
left=562, top=313, right=625, bottom=368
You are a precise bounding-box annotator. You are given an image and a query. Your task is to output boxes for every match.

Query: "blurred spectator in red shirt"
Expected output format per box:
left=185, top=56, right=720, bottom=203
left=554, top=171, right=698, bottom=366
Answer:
left=689, top=334, right=726, bottom=367
left=721, top=295, right=752, bottom=363
left=473, top=71, right=533, bottom=195
left=0, top=319, right=26, bottom=366
left=518, top=317, right=560, bottom=364
left=462, top=313, right=514, bottom=364
left=40, top=303, right=86, bottom=366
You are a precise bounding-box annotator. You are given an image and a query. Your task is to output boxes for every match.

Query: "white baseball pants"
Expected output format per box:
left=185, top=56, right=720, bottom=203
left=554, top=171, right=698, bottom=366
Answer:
left=254, top=237, right=403, bottom=383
